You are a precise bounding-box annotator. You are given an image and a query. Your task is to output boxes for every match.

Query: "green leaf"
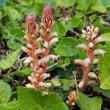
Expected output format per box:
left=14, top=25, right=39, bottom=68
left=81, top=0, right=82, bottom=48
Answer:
left=55, top=0, right=76, bottom=7
left=57, top=58, right=70, bottom=68
left=0, top=49, right=20, bottom=70
left=0, top=81, right=11, bottom=104
left=98, top=44, right=110, bottom=89
left=94, top=21, right=110, bottom=33
left=101, top=0, right=110, bottom=8
left=60, top=79, right=75, bottom=91
left=62, top=102, right=69, bottom=110
left=7, top=38, right=23, bottom=50
left=99, top=33, right=110, bottom=42
left=4, top=7, right=21, bottom=21
left=53, top=22, right=67, bottom=39
left=91, top=0, right=106, bottom=13
left=7, top=28, right=25, bottom=50
left=51, top=78, right=61, bottom=87
left=10, top=28, right=25, bottom=42
left=67, top=16, right=81, bottom=29
left=4, top=68, right=31, bottom=77
left=0, top=101, right=19, bottom=110
left=77, top=48, right=87, bottom=60
left=18, top=87, right=63, bottom=110
left=54, top=38, right=80, bottom=57
left=77, top=0, right=91, bottom=11
left=93, top=86, right=110, bottom=98
left=76, top=92, right=102, bottom=110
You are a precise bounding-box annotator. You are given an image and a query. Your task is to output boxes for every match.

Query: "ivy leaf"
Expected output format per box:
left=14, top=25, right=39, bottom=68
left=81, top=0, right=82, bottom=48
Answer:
left=0, top=81, right=11, bottom=104
left=55, top=38, right=81, bottom=57
left=55, top=0, right=76, bottom=7
left=77, top=0, right=91, bottom=11
left=98, top=44, right=110, bottom=89
left=91, top=0, right=106, bottom=13
left=99, top=33, right=110, bottom=42
left=76, top=92, right=102, bottom=110
left=18, top=87, right=63, bottom=110
left=0, top=49, right=20, bottom=70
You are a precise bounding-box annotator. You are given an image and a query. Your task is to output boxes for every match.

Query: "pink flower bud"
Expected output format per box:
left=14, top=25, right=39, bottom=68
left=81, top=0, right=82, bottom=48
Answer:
left=25, top=14, right=36, bottom=36
left=41, top=3, right=52, bottom=30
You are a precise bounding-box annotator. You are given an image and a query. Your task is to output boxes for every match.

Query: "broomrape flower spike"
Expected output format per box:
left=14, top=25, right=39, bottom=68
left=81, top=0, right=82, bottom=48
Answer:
left=75, top=26, right=105, bottom=91
left=22, top=3, right=59, bottom=91
left=67, top=26, right=105, bottom=107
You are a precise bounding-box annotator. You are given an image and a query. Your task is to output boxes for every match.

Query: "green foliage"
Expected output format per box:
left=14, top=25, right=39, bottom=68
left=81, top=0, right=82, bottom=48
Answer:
left=93, top=86, right=110, bottom=98
left=18, top=87, right=63, bottom=110
left=99, top=33, right=110, bottom=42
left=0, top=101, right=19, bottom=110
left=60, top=79, right=75, bottom=91
left=0, top=0, right=110, bottom=109
left=77, top=48, right=87, bottom=60
left=0, top=81, right=19, bottom=110
left=55, top=0, right=76, bottom=7
left=4, top=68, right=31, bottom=77
left=76, top=92, right=102, bottom=110
left=57, top=58, right=70, bottom=68
left=98, top=44, right=110, bottom=89
left=0, top=81, right=11, bottom=103
left=0, top=49, right=20, bottom=70
left=101, top=0, right=110, bottom=8
left=91, top=0, right=106, bottom=13
left=4, top=7, right=21, bottom=21
left=77, top=0, right=91, bottom=11
left=55, top=38, right=80, bottom=57
left=67, top=16, right=81, bottom=29
left=53, top=22, right=67, bottom=39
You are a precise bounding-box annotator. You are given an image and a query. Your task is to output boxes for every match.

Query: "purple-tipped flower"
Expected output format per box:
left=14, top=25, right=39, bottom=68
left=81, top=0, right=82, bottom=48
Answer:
left=25, top=14, right=36, bottom=36
left=41, top=3, right=53, bottom=30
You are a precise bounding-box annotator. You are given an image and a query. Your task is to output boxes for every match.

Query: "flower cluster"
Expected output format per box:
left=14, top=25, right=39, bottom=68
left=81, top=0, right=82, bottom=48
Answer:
left=74, top=26, right=105, bottom=91
left=66, top=91, right=78, bottom=106
left=21, top=3, right=59, bottom=91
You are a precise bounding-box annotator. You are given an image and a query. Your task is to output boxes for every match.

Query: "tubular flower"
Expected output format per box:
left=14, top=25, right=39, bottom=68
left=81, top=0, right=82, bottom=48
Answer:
left=22, top=3, right=59, bottom=91
left=74, top=26, right=105, bottom=91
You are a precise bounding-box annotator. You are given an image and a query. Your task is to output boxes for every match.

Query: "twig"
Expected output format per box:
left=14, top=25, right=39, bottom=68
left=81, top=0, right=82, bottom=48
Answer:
left=73, top=71, right=84, bottom=110
left=9, top=34, right=26, bottom=46
left=100, top=18, right=110, bottom=27
left=46, top=62, right=58, bottom=71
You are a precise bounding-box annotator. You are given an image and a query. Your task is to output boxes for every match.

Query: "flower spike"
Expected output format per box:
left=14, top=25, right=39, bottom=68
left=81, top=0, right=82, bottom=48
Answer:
left=75, top=26, right=105, bottom=91
left=22, top=4, right=59, bottom=91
